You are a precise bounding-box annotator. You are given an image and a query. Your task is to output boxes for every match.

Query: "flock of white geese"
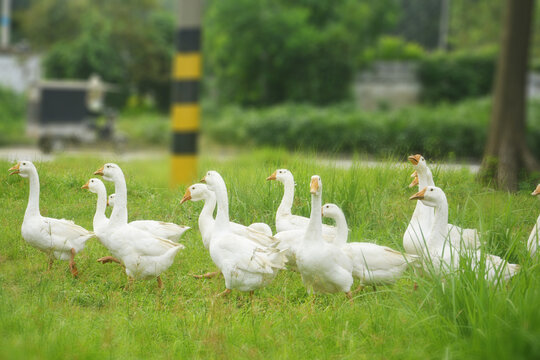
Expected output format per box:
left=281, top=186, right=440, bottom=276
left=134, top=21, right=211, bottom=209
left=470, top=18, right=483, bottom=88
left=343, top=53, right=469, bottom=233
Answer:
left=9, top=154, right=535, bottom=298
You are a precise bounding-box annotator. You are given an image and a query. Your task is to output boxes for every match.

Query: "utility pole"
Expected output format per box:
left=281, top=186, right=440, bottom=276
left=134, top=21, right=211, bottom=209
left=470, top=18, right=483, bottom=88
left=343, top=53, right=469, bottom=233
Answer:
left=1, top=0, right=11, bottom=49
left=171, top=0, right=202, bottom=187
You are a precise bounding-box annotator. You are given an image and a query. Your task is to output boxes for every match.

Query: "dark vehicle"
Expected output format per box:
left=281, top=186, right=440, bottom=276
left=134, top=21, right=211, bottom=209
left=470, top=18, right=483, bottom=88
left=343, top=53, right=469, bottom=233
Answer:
left=27, top=75, right=123, bottom=153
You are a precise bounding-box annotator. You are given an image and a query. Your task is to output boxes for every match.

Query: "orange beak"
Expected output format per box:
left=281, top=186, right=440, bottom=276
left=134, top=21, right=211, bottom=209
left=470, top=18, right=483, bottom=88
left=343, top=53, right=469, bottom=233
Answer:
left=266, top=171, right=277, bottom=181
left=94, top=166, right=104, bottom=176
left=408, top=154, right=422, bottom=166
left=180, top=188, right=192, bottom=204
left=200, top=176, right=206, bottom=183
left=409, top=187, right=427, bottom=200
left=81, top=181, right=90, bottom=190
left=532, top=184, right=540, bottom=196
left=310, top=178, right=319, bottom=194
left=409, top=175, right=419, bottom=188
left=8, top=162, right=20, bottom=175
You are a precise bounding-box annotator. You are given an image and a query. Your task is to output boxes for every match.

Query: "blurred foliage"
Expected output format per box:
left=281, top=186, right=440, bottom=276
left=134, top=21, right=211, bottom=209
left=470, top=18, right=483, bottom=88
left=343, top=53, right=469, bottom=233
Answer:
left=360, top=36, right=424, bottom=65
left=394, top=0, right=441, bottom=49
left=418, top=49, right=497, bottom=104
left=449, top=0, right=540, bottom=60
left=20, top=0, right=175, bottom=111
left=204, top=0, right=399, bottom=107
left=0, top=87, right=28, bottom=146
left=203, top=98, right=540, bottom=160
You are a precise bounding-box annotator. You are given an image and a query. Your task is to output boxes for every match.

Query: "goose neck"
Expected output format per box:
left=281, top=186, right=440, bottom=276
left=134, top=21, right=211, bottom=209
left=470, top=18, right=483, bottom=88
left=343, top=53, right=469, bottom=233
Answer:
left=305, top=192, right=323, bottom=242
left=429, top=201, right=449, bottom=248
left=199, top=192, right=217, bottom=235
left=331, top=211, right=349, bottom=244
left=109, top=173, right=128, bottom=225
left=94, top=186, right=108, bottom=229
left=213, top=179, right=230, bottom=229
left=25, top=168, right=41, bottom=218
left=277, top=177, right=295, bottom=216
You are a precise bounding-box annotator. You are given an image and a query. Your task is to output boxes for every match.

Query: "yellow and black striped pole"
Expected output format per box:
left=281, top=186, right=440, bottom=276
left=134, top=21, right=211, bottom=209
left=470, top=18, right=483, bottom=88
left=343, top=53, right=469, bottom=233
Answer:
left=171, top=0, right=201, bottom=187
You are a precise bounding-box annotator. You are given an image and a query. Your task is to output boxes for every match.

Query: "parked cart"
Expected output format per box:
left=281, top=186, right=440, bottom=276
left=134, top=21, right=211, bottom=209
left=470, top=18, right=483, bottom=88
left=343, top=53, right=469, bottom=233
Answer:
left=27, top=75, right=123, bottom=153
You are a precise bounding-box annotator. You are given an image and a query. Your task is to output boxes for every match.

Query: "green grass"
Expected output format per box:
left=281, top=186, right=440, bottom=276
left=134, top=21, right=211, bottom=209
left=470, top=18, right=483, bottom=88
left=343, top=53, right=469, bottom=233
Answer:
left=0, top=149, right=539, bottom=359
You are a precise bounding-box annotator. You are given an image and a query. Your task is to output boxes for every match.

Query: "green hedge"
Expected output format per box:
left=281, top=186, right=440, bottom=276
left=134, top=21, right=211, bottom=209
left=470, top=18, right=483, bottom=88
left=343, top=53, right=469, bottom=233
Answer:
left=417, top=51, right=496, bottom=104
left=0, top=87, right=27, bottom=146
left=204, top=99, right=540, bottom=160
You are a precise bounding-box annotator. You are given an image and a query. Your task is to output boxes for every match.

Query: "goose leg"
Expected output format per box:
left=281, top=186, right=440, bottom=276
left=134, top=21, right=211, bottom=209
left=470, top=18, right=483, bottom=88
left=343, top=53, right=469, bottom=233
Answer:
left=157, top=276, right=163, bottom=289
left=48, top=257, right=54, bottom=270
left=345, top=291, right=353, bottom=303
left=216, top=288, right=231, bottom=297
left=353, top=285, right=365, bottom=294
left=97, top=256, right=122, bottom=265
left=124, top=276, right=134, bottom=291
left=193, top=271, right=220, bottom=279
left=69, top=248, right=78, bottom=278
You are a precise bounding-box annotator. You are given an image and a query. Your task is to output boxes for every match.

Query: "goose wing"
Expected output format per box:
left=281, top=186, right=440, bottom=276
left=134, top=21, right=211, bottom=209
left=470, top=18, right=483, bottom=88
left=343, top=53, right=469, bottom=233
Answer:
left=41, top=217, right=94, bottom=247
left=117, top=224, right=184, bottom=257
left=218, top=234, right=285, bottom=274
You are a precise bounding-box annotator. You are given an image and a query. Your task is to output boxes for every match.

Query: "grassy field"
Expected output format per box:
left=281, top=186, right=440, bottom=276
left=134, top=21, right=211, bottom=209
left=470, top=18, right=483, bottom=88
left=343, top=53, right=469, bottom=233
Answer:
left=0, top=149, right=539, bottom=359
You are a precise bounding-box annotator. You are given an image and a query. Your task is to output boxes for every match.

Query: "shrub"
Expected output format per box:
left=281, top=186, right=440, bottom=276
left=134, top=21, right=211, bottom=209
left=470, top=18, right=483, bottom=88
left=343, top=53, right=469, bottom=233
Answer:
left=418, top=50, right=497, bottom=103
left=204, top=0, right=398, bottom=107
left=0, top=87, right=27, bottom=146
left=360, top=36, right=425, bottom=65
left=204, top=99, right=540, bottom=161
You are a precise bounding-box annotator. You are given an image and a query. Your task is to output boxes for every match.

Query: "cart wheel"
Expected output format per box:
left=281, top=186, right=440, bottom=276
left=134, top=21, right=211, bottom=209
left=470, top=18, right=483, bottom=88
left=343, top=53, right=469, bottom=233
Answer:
left=38, top=137, right=53, bottom=154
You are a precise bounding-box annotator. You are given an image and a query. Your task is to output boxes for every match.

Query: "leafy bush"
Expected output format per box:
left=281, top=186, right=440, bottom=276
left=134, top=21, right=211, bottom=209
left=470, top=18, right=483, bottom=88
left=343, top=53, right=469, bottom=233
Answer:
left=204, top=0, right=398, bottom=107
left=418, top=50, right=497, bottom=103
left=204, top=99, right=540, bottom=160
left=28, top=0, right=175, bottom=111
left=360, top=36, right=425, bottom=65
left=0, top=87, right=27, bottom=146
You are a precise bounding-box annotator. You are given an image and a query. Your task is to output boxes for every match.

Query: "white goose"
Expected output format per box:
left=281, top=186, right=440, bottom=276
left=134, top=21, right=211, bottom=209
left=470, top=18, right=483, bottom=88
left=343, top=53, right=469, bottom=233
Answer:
left=201, top=171, right=287, bottom=296
left=410, top=186, right=520, bottom=281
left=405, top=154, right=480, bottom=256
left=180, top=183, right=276, bottom=248
left=107, top=193, right=190, bottom=242
left=180, top=183, right=278, bottom=279
left=94, top=163, right=184, bottom=288
left=322, top=203, right=418, bottom=288
left=296, top=175, right=353, bottom=299
left=267, top=169, right=336, bottom=239
left=9, top=161, right=94, bottom=277
left=527, top=184, right=540, bottom=257
left=81, top=178, right=109, bottom=237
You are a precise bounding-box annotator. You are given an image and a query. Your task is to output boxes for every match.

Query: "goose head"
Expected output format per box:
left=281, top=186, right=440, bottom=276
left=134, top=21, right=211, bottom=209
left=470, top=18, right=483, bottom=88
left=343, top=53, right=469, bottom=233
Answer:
left=181, top=183, right=211, bottom=204
left=94, top=163, right=122, bottom=182
left=310, top=175, right=322, bottom=196
left=107, top=194, right=116, bottom=207
left=8, top=160, right=35, bottom=178
left=200, top=170, right=222, bottom=192
left=321, top=203, right=340, bottom=218
left=532, top=184, right=540, bottom=196
left=408, top=154, right=428, bottom=171
left=266, top=169, right=293, bottom=183
left=81, top=178, right=106, bottom=195
left=409, top=186, right=445, bottom=208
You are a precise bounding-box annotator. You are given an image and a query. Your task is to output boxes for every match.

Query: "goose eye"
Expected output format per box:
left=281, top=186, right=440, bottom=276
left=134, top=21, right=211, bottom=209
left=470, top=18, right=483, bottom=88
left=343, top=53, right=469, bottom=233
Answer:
left=430, top=189, right=433, bottom=191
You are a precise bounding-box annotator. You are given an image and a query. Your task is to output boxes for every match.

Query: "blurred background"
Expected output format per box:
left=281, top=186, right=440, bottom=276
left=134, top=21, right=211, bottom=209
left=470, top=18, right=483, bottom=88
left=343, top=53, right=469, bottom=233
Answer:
left=0, top=0, right=539, bottom=164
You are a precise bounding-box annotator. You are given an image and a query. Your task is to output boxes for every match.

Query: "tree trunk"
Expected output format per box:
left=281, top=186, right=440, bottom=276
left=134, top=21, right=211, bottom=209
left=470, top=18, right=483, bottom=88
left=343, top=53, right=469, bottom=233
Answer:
left=480, top=0, right=538, bottom=191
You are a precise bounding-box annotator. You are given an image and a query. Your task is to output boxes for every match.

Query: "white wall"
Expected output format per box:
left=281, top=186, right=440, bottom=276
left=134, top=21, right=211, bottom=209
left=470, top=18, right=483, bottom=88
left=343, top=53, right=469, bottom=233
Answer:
left=0, top=54, right=41, bottom=93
